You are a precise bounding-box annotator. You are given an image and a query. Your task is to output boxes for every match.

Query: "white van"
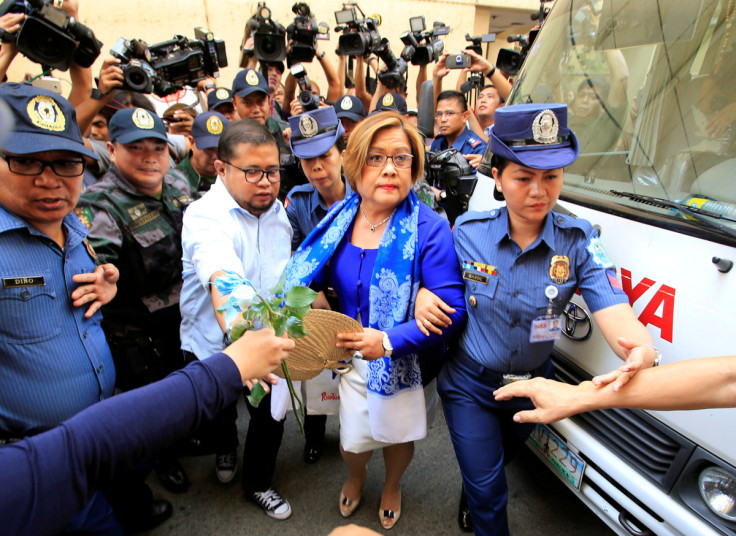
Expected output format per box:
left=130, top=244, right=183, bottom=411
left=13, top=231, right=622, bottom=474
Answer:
left=471, top=0, right=736, bottom=534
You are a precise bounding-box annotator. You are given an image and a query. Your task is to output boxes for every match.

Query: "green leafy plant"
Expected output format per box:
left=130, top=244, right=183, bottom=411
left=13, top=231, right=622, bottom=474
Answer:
left=215, top=272, right=317, bottom=435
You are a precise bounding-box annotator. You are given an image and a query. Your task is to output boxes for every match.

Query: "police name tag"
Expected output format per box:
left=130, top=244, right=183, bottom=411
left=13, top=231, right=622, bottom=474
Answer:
left=530, top=314, right=562, bottom=343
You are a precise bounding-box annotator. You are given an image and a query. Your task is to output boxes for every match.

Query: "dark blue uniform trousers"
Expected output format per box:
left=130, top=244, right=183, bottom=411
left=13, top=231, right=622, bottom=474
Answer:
left=438, top=355, right=551, bottom=536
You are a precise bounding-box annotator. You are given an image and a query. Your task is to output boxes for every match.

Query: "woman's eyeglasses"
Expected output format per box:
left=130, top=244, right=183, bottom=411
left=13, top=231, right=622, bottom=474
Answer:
left=365, top=153, right=414, bottom=169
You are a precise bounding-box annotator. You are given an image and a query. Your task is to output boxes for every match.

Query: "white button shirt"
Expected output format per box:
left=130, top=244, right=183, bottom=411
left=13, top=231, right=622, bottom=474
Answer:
left=180, top=177, right=293, bottom=360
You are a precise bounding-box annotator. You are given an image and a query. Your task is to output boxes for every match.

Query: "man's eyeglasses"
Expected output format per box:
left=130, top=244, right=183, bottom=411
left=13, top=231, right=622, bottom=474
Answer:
left=0, top=152, right=86, bottom=177
left=434, top=110, right=462, bottom=119
left=222, top=161, right=283, bottom=183
left=365, top=153, right=414, bottom=169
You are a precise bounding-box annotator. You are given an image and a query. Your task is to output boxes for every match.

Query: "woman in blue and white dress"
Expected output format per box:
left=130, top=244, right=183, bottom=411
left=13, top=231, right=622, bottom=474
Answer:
left=283, top=111, right=466, bottom=530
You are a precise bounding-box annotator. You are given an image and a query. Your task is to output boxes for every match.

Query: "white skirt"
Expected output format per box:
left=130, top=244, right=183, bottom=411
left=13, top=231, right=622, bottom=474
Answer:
left=339, top=357, right=438, bottom=454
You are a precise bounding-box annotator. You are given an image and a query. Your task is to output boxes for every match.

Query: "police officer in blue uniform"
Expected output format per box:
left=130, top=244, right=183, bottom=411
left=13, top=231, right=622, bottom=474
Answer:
left=416, top=103, right=661, bottom=536
left=430, top=90, right=487, bottom=167
left=285, top=107, right=352, bottom=463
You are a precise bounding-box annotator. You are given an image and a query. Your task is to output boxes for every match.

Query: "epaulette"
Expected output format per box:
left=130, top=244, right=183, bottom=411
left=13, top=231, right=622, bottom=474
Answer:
left=550, top=210, right=594, bottom=235
left=455, top=208, right=499, bottom=228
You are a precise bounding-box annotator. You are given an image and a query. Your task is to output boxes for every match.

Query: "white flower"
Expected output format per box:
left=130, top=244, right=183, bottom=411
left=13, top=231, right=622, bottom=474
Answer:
left=232, top=283, right=258, bottom=310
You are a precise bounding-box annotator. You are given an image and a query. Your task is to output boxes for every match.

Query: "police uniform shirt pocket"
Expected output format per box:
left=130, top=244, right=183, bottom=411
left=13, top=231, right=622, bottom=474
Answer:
left=0, top=273, right=61, bottom=343
left=463, top=268, right=499, bottom=313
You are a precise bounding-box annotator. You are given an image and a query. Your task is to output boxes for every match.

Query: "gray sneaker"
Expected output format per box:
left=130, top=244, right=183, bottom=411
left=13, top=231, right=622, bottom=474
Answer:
left=251, top=488, right=292, bottom=520
left=215, top=451, right=237, bottom=484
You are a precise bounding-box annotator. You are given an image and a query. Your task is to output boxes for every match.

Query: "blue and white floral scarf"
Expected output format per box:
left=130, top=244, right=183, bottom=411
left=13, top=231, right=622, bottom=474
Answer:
left=284, top=190, right=427, bottom=444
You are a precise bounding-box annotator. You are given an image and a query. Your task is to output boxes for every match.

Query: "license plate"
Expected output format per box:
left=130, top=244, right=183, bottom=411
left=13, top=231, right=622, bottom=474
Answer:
left=527, top=423, right=586, bottom=490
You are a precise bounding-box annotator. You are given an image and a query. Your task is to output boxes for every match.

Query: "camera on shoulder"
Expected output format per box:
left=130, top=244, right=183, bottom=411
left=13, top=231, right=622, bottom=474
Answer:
left=110, top=27, right=227, bottom=97
left=0, top=0, right=102, bottom=71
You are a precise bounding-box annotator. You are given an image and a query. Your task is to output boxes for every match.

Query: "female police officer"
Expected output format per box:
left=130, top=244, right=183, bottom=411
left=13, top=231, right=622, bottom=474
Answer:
left=415, top=103, right=659, bottom=536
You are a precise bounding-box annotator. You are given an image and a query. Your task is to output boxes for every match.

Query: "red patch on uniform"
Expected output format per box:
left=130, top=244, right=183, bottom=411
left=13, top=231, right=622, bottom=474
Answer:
left=284, top=197, right=290, bottom=209
left=606, top=269, right=623, bottom=291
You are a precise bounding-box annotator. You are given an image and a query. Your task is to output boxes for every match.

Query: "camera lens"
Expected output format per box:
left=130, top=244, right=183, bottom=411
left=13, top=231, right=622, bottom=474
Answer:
left=124, top=64, right=150, bottom=92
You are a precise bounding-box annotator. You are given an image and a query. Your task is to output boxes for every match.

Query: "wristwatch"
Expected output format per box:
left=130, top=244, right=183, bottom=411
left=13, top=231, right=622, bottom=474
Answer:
left=90, top=88, right=106, bottom=100
left=382, top=331, right=393, bottom=358
left=642, top=344, right=661, bottom=367
left=485, top=65, right=497, bottom=80
left=318, top=50, right=327, bottom=60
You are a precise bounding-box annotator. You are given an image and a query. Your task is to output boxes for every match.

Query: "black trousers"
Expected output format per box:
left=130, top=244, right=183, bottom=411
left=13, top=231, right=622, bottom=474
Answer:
left=188, top=354, right=285, bottom=493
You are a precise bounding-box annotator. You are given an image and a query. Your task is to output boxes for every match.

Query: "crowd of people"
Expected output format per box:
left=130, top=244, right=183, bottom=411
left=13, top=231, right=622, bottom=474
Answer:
left=1, top=3, right=735, bottom=536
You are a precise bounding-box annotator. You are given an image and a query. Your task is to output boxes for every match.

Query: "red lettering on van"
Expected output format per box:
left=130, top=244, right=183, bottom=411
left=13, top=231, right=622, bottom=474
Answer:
left=619, top=269, right=675, bottom=343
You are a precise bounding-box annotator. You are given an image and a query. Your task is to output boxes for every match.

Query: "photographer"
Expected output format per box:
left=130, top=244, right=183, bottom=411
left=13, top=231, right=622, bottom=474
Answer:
left=284, top=42, right=342, bottom=116
left=261, top=60, right=289, bottom=121
left=433, top=50, right=511, bottom=114
left=430, top=90, right=486, bottom=169
left=0, top=12, right=25, bottom=82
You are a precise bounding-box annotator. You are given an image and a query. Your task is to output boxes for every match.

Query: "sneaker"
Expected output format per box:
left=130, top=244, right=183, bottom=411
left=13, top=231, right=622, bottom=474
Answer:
left=251, top=488, right=292, bottom=520
left=215, top=451, right=237, bottom=483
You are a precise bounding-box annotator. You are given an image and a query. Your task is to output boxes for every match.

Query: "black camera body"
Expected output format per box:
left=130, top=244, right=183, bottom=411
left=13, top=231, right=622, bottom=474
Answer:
left=290, top=63, right=319, bottom=111
left=400, top=17, right=448, bottom=66
left=464, top=32, right=495, bottom=56
left=0, top=0, right=102, bottom=71
left=286, top=2, right=319, bottom=64
left=334, top=5, right=381, bottom=56
left=374, top=38, right=407, bottom=90
left=249, top=3, right=287, bottom=63
left=110, top=27, right=227, bottom=97
left=427, top=148, right=478, bottom=225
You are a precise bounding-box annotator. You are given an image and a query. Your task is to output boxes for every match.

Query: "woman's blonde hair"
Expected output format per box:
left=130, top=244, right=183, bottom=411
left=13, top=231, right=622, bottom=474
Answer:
left=342, top=111, right=425, bottom=190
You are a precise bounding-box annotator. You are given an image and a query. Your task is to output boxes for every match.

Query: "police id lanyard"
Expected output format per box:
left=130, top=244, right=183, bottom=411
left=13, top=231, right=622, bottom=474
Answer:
left=529, top=255, right=570, bottom=343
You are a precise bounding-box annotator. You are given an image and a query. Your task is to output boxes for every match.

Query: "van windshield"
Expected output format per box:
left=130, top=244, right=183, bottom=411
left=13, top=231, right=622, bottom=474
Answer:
left=494, top=0, right=736, bottom=236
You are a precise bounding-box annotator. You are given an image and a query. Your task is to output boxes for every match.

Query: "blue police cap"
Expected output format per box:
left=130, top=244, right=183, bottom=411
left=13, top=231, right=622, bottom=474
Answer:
left=207, top=87, right=233, bottom=111
left=232, top=68, right=269, bottom=99
left=109, top=107, right=168, bottom=145
left=374, top=92, right=407, bottom=115
left=191, top=111, right=230, bottom=150
left=0, top=82, right=97, bottom=159
left=289, top=107, right=345, bottom=159
left=334, top=95, right=365, bottom=122
left=489, top=103, right=579, bottom=169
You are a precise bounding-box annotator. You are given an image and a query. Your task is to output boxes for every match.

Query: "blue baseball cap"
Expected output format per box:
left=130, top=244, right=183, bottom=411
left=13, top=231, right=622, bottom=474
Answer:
left=109, top=107, right=168, bottom=145
left=374, top=92, right=407, bottom=115
left=489, top=103, right=579, bottom=169
left=232, top=68, right=269, bottom=99
left=0, top=82, right=97, bottom=159
left=207, top=87, right=233, bottom=111
left=334, top=95, right=365, bottom=122
left=191, top=111, right=230, bottom=150
left=289, top=107, right=345, bottom=159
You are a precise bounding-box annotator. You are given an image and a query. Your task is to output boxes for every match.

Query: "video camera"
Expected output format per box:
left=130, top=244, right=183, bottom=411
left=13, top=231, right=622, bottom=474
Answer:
left=286, top=2, right=329, bottom=64
left=464, top=32, right=495, bottom=56
left=399, top=16, right=449, bottom=66
left=427, top=148, right=477, bottom=225
left=334, top=3, right=381, bottom=56
left=245, top=3, right=286, bottom=64
left=110, top=27, right=227, bottom=98
left=290, top=63, right=320, bottom=111
left=0, top=0, right=102, bottom=71
left=495, top=0, right=551, bottom=75
left=374, top=38, right=407, bottom=90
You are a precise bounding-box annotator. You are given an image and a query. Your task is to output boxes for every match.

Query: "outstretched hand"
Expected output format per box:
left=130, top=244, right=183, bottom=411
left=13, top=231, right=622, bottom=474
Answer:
left=494, top=377, right=590, bottom=424
left=71, top=263, right=119, bottom=318
left=591, top=337, right=654, bottom=391
left=223, top=328, right=294, bottom=383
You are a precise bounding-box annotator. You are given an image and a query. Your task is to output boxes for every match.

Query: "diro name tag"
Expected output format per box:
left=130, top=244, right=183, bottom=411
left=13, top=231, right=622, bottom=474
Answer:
left=463, top=271, right=489, bottom=284
left=3, top=275, right=45, bottom=288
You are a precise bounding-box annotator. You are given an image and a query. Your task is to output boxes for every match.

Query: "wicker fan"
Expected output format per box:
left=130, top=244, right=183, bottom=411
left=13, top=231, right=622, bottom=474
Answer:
left=273, top=309, right=363, bottom=381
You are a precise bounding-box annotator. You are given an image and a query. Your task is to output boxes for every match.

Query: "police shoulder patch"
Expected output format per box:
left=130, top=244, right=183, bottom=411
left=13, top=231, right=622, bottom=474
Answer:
left=74, top=207, right=93, bottom=230
left=587, top=237, right=614, bottom=268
